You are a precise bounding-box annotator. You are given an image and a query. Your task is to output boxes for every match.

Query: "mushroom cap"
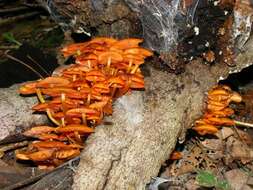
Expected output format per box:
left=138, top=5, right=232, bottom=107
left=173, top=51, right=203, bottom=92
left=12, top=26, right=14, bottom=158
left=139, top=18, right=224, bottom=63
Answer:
left=71, top=79, right=90, bottom=89
left=61, top=42, right=89, bottom=57
left=193, top=124, right=218, bottom=135
left=98, top=51, right=123, bottom=65
left=85, top=70, right=106, bottom=82
left=204, top=117, right=235, bottom=126
left=55, top=149, right=80, bottom=160
left=27, top=149, right=55, bottom=162
left=89, top=37, right=118, bottom=46
left=76, top=58, right=98, bottom=67
left=108, top=77, right=125, bottom=88
left=19, top=82, right=37, bottom=95
left=32, top=141, right=83, bottom=149
left=86, top=43, right=108, bottom=51
left=128, top=74, right=145, bottom=88
left=124, top=47, right=153, bottom=57
left=77, top=53, right=98, bottom=61
left=66, top=107, right=100, bottom=117
left=23, top=126, right=56, bottom=136
left=55, top=124, right=94, bottom=133
left=92, top=82, right=110, bottom=93
left=109, top=47, right=124, bottom=54
left=110, top=38, right=143, bottom=50
left=89, top=97, right=110, bottom=109
left=36, top=77, right=70, bottom=88
left=123, top=54, right=145, bottom=63
left=41, top=88, right=85, bottom=99
left=112, top=62, right=129, bottom=70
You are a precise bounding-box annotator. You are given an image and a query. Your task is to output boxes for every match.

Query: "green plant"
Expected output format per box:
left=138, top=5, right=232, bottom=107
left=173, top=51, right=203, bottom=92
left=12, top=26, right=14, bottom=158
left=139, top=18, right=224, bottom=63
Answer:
left=2, top=32, right=22, bottom=46
left=196, top=170, right=231, bottom=190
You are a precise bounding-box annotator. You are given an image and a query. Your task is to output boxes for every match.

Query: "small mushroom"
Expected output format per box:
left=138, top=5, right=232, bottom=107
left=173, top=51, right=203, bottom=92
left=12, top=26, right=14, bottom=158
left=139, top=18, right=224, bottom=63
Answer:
left=110, top=38, right=143, bottom=50
left=86, top=70, right=106, bottom=82
left=98, top=51, right=123, bottom=68
left=55, top=124, right=94, bottom=133
left=193, top=124, right=218, bottom=135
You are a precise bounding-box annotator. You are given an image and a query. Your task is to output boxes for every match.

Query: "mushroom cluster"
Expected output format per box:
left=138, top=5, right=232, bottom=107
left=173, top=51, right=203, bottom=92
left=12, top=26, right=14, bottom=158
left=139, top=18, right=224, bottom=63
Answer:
left=193, top=85, right=242, bottom=135
left=15, top=37, right=153, bottom=168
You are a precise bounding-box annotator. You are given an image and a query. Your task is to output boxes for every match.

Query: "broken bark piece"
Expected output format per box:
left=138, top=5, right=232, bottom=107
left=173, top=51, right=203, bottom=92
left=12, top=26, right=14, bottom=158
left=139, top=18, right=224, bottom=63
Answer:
left=73, top=37, right=253, bottom=190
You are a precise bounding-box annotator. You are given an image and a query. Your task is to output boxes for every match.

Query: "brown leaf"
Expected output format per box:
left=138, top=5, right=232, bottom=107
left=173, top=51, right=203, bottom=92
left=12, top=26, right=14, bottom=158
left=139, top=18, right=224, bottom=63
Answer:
left=225, top=169, right=250, bottom=190
left=220, top=127, right=234, bottom=139
left=226, top=136, right=253, bottom=164
left=201, top=139, right=223, bottom=151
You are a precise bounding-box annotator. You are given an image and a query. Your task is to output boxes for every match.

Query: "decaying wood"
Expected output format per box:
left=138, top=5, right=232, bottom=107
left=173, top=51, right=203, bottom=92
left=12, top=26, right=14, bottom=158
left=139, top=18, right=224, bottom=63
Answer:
left=0, top=85, right=47, bottom=143
left=72, top=38, right=253, bottom=190
left=36, top=0, right=141, bottom=38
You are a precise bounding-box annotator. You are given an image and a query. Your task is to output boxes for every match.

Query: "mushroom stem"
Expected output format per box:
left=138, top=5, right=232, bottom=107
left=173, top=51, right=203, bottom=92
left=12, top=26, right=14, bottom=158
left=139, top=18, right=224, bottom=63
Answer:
left=234, top=120, right=253, bottom=128
left=36, top=89, right=60, bottom=126
left=113, top=69, right=118, bottom=76
left=106, top=57, right=111, bottom=69
left=87, top=93, right=91, bottom=105
left=82, top=113, right=87, bottom=125
left=73, top=75, right=77, bottom=82
left=127, top=60, right=133, bottom=73
left=61, top=93, right=67, bottom=113
left=61, top=117, right=65, bottom=126
left=111, top=87, right=117, bottom=98
left=46, top=108, right=61, bottom=126
left=87, top=60, right=91, bottom=69
left=36, top=89, right=45, bottom=103
left=130, top=64, right=139, bottom=74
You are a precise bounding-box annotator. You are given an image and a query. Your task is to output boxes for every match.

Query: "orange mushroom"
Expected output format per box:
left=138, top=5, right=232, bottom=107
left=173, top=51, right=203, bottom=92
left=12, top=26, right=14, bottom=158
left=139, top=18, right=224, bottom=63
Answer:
left=89, top=37, right=117, bottom=45
left=19, top=82, right=38, bottom=95
left=55, top=149, right=80, bottom=160
left=192, top=124, right=218, bottom=135
left=110, top=38, right=143, bottom=50
left=31, top=141, right=83, bottom=149
left=55, top=124, right=94, bottom=134
left=86, top=70, right=106, bottom=82
left=98, top=51, right=123, bottom=68
left=36, top=77, right=70, bottom=88
left=92, top=81, right=110, bottom=94
left=124, top=47, right=153, bottom=57
left=16, top=37, right=154, bottom=168
left=23, top=126, right=56, bottom=136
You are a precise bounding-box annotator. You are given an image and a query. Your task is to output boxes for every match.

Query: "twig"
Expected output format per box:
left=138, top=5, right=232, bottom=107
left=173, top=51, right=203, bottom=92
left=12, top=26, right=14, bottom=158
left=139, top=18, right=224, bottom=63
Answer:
left=5, top=53, right=44, bottom=79
left=0, top=45, right=19, bottom=50
left=0, top=6, right=30, bottom=14
left=27, top=55, right=50, bottom=76
left=0, top=11, right=41, bottom=26
left=0, top=141, right=28, bottom=152
left=22, top=2, right=43, bottom=8
left=234, top=120, right=253, bottom=128
left=2, top=156, right=80, bottom=190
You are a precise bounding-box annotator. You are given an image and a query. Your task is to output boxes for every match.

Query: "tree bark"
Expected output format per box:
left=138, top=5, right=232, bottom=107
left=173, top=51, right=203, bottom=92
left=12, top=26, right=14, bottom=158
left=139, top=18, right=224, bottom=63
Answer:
left=72, top=38, right=253, bottom=190
left=0, top=84, right=47, bottom=144
left=36, top=0, right=141, bottom=39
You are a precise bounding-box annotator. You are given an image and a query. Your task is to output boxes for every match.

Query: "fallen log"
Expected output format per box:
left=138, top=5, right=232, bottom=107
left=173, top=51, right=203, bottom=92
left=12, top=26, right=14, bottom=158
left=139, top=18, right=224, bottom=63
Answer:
left=0, top=38, right=251, bottom=189
left=72, top=38, right=253, bottom=190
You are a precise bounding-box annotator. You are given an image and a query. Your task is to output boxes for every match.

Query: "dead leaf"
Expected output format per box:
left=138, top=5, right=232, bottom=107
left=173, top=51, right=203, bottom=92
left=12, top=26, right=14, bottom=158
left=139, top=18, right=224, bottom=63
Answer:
left=185, top=179, right=200, bottom=190
left=201, top=139, right=223, bottom=151
left=225, top=169, right=251, bottom=190
left=221, top=127, right=234, bottom=139
left=226, top=136, right=253, bottom=164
